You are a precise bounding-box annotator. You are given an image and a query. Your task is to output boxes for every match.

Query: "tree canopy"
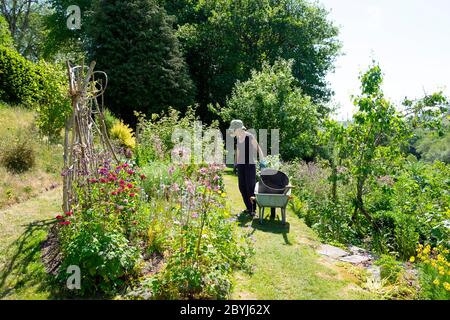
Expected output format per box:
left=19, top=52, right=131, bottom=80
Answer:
left=217, top=59, right=321, bottom=160
left=87, top=0, right=195, bottom=123
left=162, top=0, right=341, bottom=119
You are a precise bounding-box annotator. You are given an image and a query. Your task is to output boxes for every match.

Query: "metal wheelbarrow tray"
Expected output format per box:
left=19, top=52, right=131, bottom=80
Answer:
left=254, top=182, right=292, bottom=225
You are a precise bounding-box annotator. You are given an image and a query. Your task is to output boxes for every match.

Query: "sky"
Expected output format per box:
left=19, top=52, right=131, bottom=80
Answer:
left=317, top=0, right=450, bottom=120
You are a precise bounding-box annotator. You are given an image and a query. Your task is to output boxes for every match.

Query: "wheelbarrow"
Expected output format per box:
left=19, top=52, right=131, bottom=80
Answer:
left=251, top=169, right=293, bottom=225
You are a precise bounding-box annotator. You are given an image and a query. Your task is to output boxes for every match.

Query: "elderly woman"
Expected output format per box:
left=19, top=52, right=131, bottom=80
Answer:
left=229, top=120, right=265, bottom=216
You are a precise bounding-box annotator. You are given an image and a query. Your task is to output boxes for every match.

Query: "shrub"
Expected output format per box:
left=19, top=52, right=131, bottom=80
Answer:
left=103, top=108, right=120, bottom=132
left=110, top=121, right=136, bottom=149
left=375, top=255, right=404, bottom=284
left=216, top=59, right=321, bottom=160
left=413, top=244, right=450, bottom=300
left=1, top=138, right=35, bottom=173
left=59, top=225, right=140, bottom=296
left=0, top=16, right=13, bottom=48
left=0, top=46, right=40, bottom=105
left=34, top=61, right=71, bottom=141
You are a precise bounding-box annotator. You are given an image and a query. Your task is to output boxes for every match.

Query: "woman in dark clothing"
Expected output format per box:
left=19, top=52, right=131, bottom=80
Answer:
left=229, top=120, right=265, bottom=216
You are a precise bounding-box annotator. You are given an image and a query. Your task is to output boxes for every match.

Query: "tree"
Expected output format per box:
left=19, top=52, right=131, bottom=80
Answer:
left=86, top=0, right=195, bottom=123
left=342, top=63, right=410, bottom=228
left=44, top=0, right=92, bottom=59
left=162, top=0, right=341, bottom=120
left=0, top=0, right=36, bottom=40
left=0, top=0, right=48, bottom=59
left=216, top=59, right=321, bottom=161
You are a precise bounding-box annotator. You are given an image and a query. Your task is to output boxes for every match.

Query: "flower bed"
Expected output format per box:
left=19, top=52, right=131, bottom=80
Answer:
left=52, top=157, right=252, bottom=298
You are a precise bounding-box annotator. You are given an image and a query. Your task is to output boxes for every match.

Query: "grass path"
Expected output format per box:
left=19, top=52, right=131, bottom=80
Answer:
left=223, top=170, right=377, bottom=300
left=0, top=188, right=61, bottom=300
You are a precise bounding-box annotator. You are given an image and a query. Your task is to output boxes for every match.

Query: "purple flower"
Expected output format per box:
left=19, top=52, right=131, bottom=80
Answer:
left=172, top=183, right=180, bottom=192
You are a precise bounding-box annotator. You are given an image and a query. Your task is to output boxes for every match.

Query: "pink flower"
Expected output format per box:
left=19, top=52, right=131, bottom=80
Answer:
left=123, top=163, right=129, bottom=168
left=213, top=175, right=220, bottom=181
left=192, top=212, right=199, bottom=218
left=199, top=167, right=208, bottom=175
left=185, top=180, right=195, bottom=194
left=172, top=183, right=180, bottom=192
left=168, top=166, right=175, bottom=175
left=127, top=170, right=135, bottom=175
left=127, top=183, right=133, bottom=189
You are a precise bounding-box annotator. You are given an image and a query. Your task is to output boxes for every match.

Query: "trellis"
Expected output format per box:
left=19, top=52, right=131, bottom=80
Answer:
left=62, top=61, right=118, bottom=213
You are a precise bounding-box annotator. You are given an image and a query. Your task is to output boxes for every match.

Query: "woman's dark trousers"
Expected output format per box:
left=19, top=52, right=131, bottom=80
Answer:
left=237, top=164, right=256, bottom=212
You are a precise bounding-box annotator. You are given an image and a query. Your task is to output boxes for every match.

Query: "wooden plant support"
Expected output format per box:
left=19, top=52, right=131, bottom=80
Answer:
left=62, top=61, right=117, bottom=213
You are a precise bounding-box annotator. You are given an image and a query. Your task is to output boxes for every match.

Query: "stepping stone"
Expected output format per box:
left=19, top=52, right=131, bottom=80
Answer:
left=317, top=244, right=349, bottom=259
left=339, top=255, right=370, bottom=264
left=348, top=245, right=367, bottom=255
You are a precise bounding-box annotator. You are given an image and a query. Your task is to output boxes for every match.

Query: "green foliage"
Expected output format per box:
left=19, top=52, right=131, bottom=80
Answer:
left=33, top=61, right=71, bottom=141
left=0, top=16, right=14, bottom=48
left=217, top=59, right=321, bottom=160
left=0, top=45, right=39, bottom=104
left=59, top=225, right=140, bottom=296
left=284, top=63, right=449, bottom=265
left=58, top=161, right=147, bottom=296
left=163, top=0, right=340, bottom=118
left=415, top=129, right=450, bottom=163
left=136, top=106, right=219, bottom=166
left=375, top=255, right=404, bottom=284
left=103, top=108, right=120, bottom=133
left=0, top=44, right=70, bottom=140
left=340, top=63, right=410, bottom=227
left=44, top=0, right=91, bottom=59
left=141, top=162, right=183, bottom=198
left=154, top=210, right=251, bottom=300
left=87, top=0, right=194, bottom=123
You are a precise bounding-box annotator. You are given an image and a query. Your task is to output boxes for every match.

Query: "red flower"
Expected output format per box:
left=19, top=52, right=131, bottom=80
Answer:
left=140, top=174, right=146, bottom=180
left=127, top=170, right=135, bottom=175
left=59, top=221, right=71, bottom=225
left=127, top=183, right=133, bottom=189
left=119, top=179, right=125, bottom=185
left=65, top=211, right=73, bottom=216
left=111, top=191, right=118, bottom=196
left=100, top=178, right=108, bottom=183
left=56, top=215, right=64, bottom=220
left=129, top=193, right=136, bottom=197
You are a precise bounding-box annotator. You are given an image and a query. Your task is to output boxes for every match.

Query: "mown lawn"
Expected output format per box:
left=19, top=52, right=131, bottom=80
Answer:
left=0, top=188, right=61, bottom=300
left=223, top=170, right=378, bottom=300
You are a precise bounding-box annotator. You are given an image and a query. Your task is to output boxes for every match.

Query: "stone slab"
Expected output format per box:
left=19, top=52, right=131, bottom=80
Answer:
left=317, top=244, right=349, bottom=259
left=339, top=254, right=371, bottom=264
